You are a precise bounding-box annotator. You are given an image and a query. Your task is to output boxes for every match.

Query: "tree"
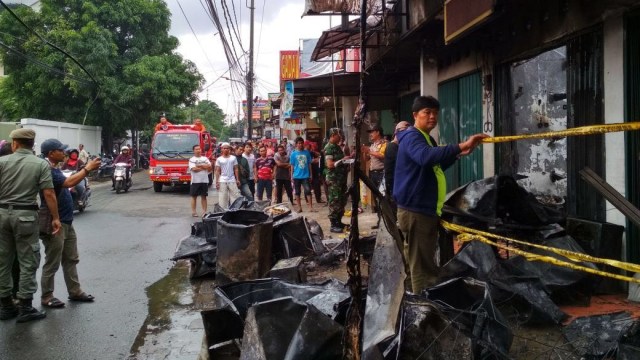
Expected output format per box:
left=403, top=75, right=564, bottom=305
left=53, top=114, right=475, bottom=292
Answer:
left=0, top=0, right=203, bottom=150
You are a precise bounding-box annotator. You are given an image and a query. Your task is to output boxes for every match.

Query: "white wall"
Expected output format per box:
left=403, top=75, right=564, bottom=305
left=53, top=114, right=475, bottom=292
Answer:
left=603, top=15, right=627, bottom=229
left=20, top=118, right=102, bottom=156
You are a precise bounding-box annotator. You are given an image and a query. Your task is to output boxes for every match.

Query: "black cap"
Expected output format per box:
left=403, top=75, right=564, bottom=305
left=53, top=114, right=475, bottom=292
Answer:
left=367, top=125, right=384, bottom=135
left=41, top=138, right=68, bottom=155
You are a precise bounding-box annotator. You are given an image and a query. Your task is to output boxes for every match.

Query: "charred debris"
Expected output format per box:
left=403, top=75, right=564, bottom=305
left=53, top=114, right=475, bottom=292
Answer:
left=171, top=175, right=640, bottom=359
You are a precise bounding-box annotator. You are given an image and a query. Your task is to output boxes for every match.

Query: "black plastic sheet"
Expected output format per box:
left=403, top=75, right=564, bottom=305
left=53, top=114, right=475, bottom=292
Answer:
left=425, top=277, right=513, bottom=359
left=239, top=297, right=343, bottom=360
left=563, top=311, right=637, bottom=358
left=440, top=241, right=567, bottom=324
left=444, top=175, right=564, bottom=226
left=272, top=214, right=317, bottom=261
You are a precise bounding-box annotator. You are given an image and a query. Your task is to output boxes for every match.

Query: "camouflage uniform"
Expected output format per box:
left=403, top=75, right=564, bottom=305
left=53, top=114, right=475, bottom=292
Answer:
left=324, top=142, right=347, bottom=222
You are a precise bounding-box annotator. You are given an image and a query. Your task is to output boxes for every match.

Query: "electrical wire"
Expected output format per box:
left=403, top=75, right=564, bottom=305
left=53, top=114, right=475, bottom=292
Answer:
left=0, top=40, right=94, bottom=85
left=0, top=0, right=99, bottom=87
left=176, top=0, right=219, bottom=78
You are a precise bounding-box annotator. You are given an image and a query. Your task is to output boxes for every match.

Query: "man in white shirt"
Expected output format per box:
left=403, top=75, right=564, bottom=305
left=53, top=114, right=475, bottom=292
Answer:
left=189, top=145, right=212, bottom=217
left=78, top=144, right=89, bottom=164
left=215, top=142, right=241, bottom=209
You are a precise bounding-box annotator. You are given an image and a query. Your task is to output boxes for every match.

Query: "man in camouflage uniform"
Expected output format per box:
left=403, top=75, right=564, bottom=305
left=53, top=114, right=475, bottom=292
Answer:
left=324, top=128, right=349, bottom=233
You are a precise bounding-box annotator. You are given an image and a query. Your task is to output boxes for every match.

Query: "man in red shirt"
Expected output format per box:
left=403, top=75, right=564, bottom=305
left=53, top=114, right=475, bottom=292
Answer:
left=254, top=146, right=276, bottom=201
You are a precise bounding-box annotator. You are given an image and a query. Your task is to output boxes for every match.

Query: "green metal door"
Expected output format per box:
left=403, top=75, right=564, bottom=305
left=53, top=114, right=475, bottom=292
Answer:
left=458, top=73, right=484, bottom=185
left=438, top=72, right=484, bottom=191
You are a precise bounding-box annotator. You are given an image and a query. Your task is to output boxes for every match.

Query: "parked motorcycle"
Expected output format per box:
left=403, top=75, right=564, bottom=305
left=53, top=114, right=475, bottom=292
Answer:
left=138, top=153, right=149, bottom=170
left=113, top=162, right=132, bottom=194
left=94, top=154, right=114, bottom=180
left=61, top=170, right=91, bottom=212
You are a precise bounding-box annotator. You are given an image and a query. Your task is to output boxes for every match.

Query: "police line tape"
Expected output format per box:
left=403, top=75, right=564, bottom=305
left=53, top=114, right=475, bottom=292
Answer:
left=481, top=122, right=640, bottom=143
left=440, top=220, right=640, bottom=284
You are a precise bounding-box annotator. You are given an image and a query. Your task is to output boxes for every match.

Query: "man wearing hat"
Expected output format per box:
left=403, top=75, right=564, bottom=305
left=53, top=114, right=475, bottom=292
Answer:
left=0, top=128, right=61, bottom=322
left=40, top=138, right=101, bottom=309
left=394, top=96, right=487, bottom=294
left=362, top=124, right=387, bottom=229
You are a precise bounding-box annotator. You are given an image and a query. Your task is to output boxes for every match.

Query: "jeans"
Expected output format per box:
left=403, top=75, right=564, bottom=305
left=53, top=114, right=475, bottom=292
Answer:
left=256, top=179, right=273, bottom=201
left=247, top=179, right=256, bottom=197
left=238, top=182, right=254, bottom=201
left=293, top=179, right=311, bottom=198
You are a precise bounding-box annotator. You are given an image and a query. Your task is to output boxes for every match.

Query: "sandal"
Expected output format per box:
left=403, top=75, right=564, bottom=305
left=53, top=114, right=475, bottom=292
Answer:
left=68, top=293, right=95, bottom=302
left=42, top=297, right=65, bottom=308
left=192, top=213, right=199, bottom=217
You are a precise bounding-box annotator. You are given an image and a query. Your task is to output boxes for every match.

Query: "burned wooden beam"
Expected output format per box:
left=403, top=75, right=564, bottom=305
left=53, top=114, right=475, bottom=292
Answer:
left=579, top=166, right=640, bottom=228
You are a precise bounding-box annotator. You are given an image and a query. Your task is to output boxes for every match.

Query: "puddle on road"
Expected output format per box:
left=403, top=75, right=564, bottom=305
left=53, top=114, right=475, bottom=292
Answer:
left=129, top=262, right=203, bottom=359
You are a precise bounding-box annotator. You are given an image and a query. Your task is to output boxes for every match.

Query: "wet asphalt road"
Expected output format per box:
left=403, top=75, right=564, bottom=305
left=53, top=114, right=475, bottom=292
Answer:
left=0, top=172, right=195, bottom=360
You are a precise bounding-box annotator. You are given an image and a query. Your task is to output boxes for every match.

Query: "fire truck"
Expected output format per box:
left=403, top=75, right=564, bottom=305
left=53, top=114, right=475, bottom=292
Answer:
left=149, top=125, right=215, bottom=192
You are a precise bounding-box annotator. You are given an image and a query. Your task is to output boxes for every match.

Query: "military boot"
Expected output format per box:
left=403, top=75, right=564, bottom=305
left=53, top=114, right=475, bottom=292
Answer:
left=0, top=296, right=18, bottom=320
left=16, top=298, right=46, bottom=323
left=330, top=220, right=344, bottom=233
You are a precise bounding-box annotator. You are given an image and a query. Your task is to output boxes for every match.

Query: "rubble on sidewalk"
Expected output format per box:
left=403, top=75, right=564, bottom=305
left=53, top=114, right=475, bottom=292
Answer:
left=171, top=174, right=640, bottom=358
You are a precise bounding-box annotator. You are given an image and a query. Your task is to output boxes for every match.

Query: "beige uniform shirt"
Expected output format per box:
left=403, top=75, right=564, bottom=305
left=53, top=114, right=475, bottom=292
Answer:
left=0, top=148, right=53, bottom=206
left=369, top=140, right=387, bottom=171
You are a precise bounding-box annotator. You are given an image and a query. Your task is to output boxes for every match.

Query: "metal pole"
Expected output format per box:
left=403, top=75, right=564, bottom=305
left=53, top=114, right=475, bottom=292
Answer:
left=247, top=0, right=255, bottom=141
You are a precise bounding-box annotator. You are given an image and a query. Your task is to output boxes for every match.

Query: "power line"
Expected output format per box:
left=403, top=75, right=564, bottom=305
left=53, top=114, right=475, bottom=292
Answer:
left=0, top=0, right=99, bottom=88
left=0, top=40, right=94, bottom=85
left=177, top=0, right=219, bottom=79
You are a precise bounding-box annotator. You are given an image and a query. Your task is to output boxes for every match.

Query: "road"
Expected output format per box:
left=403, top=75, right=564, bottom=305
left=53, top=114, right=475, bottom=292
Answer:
left=0, top=171, right=200, bottom=360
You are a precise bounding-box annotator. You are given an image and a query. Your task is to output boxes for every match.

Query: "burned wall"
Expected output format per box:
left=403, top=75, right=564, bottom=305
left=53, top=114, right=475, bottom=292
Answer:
left=510, top=46, right=568, bottom=199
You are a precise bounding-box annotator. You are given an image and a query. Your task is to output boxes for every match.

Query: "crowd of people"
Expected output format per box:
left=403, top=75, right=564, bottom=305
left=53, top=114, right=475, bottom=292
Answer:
left=193, top=137, right=333, bottom=216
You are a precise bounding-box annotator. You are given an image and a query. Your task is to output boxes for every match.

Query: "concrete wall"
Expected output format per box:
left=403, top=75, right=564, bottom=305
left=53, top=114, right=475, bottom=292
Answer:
left=20, top=118, right=102, bottom=156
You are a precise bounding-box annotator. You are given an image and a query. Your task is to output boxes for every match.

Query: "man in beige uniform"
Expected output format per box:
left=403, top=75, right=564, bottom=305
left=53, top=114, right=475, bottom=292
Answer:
left=0, top=129, right=61, bottom=323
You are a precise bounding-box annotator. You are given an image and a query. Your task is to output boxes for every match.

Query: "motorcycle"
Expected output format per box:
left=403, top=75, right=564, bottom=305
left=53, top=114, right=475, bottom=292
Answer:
left=113, top=162, right=132, bottom=194
left=61, top=170, right=91, bottom=212
left=94, top=154, right=114, bottom=180
left=138, top=153, right=149, bottom=170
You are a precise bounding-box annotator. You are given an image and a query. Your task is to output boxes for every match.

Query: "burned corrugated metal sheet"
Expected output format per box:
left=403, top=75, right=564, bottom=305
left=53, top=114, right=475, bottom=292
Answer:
left=566, top=28, right=605, bottom=222
left=626, top=13, right=640, bottom=263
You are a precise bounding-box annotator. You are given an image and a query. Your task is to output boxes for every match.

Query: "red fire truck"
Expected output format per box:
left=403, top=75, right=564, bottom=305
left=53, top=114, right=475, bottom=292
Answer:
left=149, top=125, right=215, bottom=192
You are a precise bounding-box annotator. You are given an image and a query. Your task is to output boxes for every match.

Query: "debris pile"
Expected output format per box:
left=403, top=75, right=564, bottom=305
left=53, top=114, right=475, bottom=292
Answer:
left=172, top=175, right=640, bottom=358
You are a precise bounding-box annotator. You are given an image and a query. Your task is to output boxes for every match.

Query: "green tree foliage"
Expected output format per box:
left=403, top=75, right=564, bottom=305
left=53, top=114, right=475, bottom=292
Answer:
left=0, top=0, right=203, bottom=139
left=164, top=99, right=227, bottom=137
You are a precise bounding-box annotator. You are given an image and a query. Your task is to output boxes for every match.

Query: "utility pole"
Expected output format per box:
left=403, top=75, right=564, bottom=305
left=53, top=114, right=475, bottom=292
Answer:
left=246, top=0, right=255, bottom=141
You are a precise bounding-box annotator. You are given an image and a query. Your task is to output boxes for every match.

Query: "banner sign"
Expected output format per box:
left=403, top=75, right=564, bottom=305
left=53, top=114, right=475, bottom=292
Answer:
left=282, top=81, right=294, bottom=121
left=242, top=99, right=271, bottom=112
left=280, top=51, right=300, bottom=80
left=268, top=92, right=281, bottom=102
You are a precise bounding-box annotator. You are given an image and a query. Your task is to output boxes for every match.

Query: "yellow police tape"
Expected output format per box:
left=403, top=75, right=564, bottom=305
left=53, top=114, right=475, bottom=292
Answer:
left=440, top=220, right=640, bottom=284
left=482, top=122, right=640, bottom=143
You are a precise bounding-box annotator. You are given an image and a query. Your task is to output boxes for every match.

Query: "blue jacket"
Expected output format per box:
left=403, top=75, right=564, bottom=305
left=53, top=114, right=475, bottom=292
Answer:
left=393, top=127, right=460, bottom=217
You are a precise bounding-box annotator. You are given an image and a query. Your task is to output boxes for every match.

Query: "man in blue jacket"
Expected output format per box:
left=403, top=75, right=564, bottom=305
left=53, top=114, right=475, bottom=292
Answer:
left=393, top=95, right=487, bottom=294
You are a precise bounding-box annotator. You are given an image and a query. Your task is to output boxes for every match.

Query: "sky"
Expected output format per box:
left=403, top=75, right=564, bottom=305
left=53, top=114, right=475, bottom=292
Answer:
left=166, top=0, right=340, bottom=123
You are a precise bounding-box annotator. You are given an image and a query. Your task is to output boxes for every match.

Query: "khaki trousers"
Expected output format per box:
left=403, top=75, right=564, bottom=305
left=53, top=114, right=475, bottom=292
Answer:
left=218, top=182, right=240, bottom=209
left=0, top=208, right=40, bottom=299
left=40, top=223, right=83, bottom=299
left=397, top=208, right=439, bottom=294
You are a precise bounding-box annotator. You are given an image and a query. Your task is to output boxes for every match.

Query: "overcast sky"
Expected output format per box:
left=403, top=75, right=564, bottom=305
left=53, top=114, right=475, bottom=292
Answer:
left=166, top=0, right=339, bottom=122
